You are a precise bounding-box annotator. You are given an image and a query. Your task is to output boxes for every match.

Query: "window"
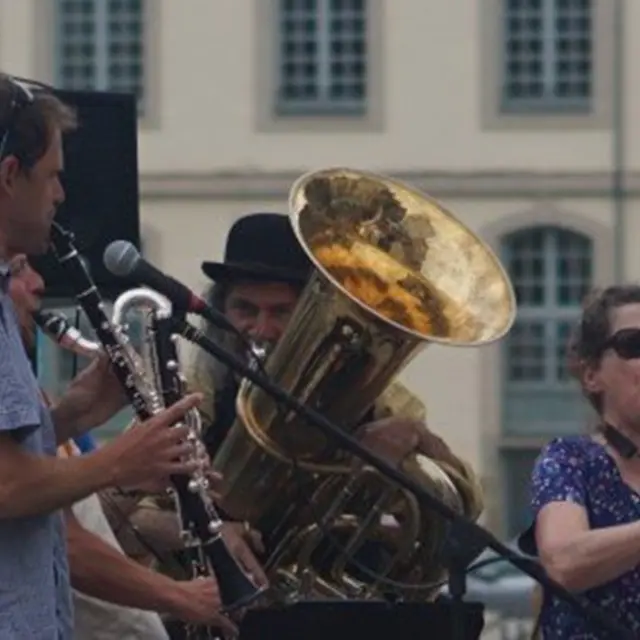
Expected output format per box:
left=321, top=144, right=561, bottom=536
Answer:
left=502, top=0, right=592, bottom=112
left=276, top=0, right=367, bottom=115
left=503, top=226, right=593, bottom=435
left=55, top=0, right=145, bottom=112
left=500, top=226, right=594, bottom=535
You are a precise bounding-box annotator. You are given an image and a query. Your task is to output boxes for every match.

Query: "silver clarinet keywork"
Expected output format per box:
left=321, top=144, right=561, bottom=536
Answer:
left=48, top=223, right=264, bottom=630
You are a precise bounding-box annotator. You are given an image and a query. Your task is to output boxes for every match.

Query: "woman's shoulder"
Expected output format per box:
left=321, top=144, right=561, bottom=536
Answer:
left=540, top=434, right=598, bottom=457
left=536, top=435, right=609, bottom=475
left=531, top=435, right=608, bottom=512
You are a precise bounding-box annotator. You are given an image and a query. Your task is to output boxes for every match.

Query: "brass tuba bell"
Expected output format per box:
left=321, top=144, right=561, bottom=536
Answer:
left=211, top=167, right=516, bottom=602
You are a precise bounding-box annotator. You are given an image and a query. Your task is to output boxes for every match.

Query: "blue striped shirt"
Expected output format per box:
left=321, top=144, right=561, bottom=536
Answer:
left=0, top=280, right=73, bottom=639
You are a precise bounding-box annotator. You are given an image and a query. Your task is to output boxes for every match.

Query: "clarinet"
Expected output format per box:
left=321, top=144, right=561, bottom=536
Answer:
left=33, top=310, right=102, bottom=359
left=48, top=223, right=264, bottom=618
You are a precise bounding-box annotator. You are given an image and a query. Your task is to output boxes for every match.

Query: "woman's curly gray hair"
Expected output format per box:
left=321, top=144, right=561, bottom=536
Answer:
left=566, top=284, right=640, bottom=414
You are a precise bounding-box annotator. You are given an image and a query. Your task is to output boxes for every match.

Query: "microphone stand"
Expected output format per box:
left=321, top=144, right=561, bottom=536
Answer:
left=174, top=319, right=632, bottom=640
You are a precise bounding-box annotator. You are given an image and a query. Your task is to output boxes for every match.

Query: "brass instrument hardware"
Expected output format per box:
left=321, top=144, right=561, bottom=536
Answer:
left=212, top=168, right=516, bottom=603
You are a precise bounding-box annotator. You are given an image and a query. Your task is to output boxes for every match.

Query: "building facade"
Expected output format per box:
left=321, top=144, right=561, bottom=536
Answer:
left=0, top=0, right=635, bottom=537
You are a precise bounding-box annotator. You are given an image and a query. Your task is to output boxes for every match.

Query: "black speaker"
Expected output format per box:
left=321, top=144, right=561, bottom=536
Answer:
left=31, top=89, right=140, bottom=299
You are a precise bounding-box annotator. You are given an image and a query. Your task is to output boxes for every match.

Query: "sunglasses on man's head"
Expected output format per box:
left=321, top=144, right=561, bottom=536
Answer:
left=604, top=328, right=640, bottom=360
left=0, top=77, right=52, bottom=163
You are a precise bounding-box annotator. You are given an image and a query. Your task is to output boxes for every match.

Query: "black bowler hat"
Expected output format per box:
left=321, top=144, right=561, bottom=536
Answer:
left=201, top=212, right=313, bottom=285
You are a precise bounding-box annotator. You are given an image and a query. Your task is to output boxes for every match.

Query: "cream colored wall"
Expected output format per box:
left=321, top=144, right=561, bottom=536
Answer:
left=0, top=0, right=631, bottom=174
left=621, top=0, right=640, bottom=169
left=0, top=0, right=34, bottom=76
left=622, top=202, right=640, bottom=277
left=132, top=0, right=622, bottom=173
left=0, top=0, right=635, bottom=532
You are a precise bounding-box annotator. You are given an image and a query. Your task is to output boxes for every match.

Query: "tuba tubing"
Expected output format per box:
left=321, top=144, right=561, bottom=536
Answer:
left=208, top=167, right=517, bottom=603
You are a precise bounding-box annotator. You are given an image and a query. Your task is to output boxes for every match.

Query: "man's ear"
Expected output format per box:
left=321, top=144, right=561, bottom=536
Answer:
left=0, top=155, right=21, bottom=195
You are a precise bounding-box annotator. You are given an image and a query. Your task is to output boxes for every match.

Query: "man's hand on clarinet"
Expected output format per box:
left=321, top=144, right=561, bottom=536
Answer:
left=101, top=393, right=205, bottom=490
left=116, top=443, right=225, bottom=497
left=167, top=576, right=238, bottom=639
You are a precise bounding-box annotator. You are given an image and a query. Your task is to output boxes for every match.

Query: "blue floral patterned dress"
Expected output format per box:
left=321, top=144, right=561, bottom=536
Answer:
left=531, top=436, right=640, bottom=639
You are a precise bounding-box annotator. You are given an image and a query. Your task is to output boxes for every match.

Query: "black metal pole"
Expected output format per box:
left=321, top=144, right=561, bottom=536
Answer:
left=613, top=0, right=625, bottom=283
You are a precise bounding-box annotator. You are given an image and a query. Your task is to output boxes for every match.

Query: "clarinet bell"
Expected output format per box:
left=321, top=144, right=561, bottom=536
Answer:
left=206, top=537, right=266, bottom=612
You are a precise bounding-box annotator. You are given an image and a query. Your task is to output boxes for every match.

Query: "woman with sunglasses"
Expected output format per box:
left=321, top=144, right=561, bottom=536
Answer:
left=530, top=285, right=640, bottom=638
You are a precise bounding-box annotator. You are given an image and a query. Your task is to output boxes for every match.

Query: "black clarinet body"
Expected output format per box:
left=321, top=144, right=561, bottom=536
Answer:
left=152, top=313, right=263, bottom=602
left=48, top=223, right=154, bottom=420
left=49, top=223, right=264, bottom=616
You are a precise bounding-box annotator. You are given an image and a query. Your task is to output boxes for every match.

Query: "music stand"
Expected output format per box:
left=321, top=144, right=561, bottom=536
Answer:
left=239, top=600, right=485, bottom=640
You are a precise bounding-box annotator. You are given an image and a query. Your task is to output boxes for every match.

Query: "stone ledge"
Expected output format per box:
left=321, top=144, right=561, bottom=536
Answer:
left=138, top=170, right=639, bottom=200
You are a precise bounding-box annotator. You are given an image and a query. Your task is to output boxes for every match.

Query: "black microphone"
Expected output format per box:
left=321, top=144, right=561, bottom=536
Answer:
left=103, top=240, right=234, bottom=333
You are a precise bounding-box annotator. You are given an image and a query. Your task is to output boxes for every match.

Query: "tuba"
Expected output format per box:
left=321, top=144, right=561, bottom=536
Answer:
left=211, top=167, right=516, bottom=603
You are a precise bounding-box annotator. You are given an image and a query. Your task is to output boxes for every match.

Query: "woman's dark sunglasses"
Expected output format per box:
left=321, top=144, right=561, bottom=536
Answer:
left=605, top=328, right=640, bottom=359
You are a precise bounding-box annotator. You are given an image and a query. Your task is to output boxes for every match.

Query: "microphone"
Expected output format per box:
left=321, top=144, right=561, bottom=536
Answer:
left=103, top=241, right=234, bottom=333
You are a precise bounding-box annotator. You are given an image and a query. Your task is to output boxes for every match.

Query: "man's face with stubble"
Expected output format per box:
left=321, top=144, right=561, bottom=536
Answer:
left=222, top=280, right=301, bottom=357
left=205, top=279, right=301, bottom=391
left=0, top=129, right=66, bottom=258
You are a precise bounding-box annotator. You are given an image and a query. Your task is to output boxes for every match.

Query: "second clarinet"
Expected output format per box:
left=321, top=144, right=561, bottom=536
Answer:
left=47, top=222, right=264, bottom=613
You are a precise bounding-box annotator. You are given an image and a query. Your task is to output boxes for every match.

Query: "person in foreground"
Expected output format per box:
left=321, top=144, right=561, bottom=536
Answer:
left=8, top=253, right=233, bottom=639
left=0, top=73, right=205, bottom=638
left=530, top=285, right=640, bottom=638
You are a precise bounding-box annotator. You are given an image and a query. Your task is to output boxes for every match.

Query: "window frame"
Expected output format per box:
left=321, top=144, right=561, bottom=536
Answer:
left=255, top=0, right=384, bottom=133
left=275, top=0, right=368, bottom=116
left=501, top=0, right=593, bottom=114
left=502, top=227, right=593, bottom=392
left=52, top=0, right=158, bottom=125
left=479, top=0, right=614, bottom=131
left=499, top=225, right=594, bottom=532
left=477, top=210, right=613, bottom=538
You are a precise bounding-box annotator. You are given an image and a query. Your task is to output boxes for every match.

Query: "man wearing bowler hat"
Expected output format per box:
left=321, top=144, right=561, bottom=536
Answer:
left=191, top=212, right=314, bottom=450
left=117, top=213, right=485, bottom=618
left=190, top=212, right=484, bottom=489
